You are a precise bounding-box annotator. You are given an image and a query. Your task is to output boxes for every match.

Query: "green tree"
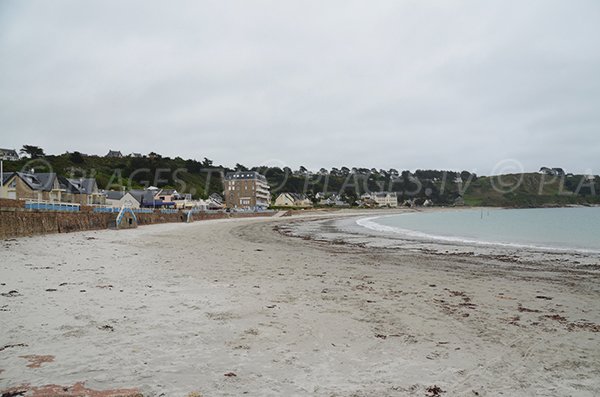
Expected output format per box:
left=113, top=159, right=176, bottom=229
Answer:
left=202, top=157, right=214, bottom=168
left=69, top=151, right=85, bottom=164
left=20, top=145, right=45, bottom=158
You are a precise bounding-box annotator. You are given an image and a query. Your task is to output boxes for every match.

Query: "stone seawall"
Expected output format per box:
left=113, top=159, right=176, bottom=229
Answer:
left=0, top=198, right=25, bottom=209
left=0, top=210, right=113, bottom=239
left=0, top=208, right=274, bottom=239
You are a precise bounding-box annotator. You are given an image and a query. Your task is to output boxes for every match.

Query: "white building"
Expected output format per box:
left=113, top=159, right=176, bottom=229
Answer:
left=0, top=148, right=19, bottom=161
left=363, top=192, right=398, bottom=207
left=104, top=191, right=141, bottom=209
left=274, top=193, right=313, bottom=207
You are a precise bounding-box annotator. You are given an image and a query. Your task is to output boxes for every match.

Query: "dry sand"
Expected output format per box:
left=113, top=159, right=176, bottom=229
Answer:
left=1, top=211, right=599, bottom=396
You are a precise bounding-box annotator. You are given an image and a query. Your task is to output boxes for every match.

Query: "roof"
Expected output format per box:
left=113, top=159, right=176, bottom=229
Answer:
left=280, top=192, right=308, bottom=201
left=319, top=195, right=347, bottom=205
left=367, top=191, right=397, bottom=198
left=8, top=172, right=59, bottom=191
left=104, top=190, right=127, bottom=200
left=60, top=177, right=98, bottom=194
left=157, top=189, right=177, bottom=195
left=106, top=150, right=122, bottom=157
left=225, top=171, right=267, bottom=182
left=129, top=189, right=158, bottom=204
left=374, top=192, right=396, bottom=198
left=0, top=148, right=19, bottom=158
left=2, top=173, right=13, bottom=185
left=207, top=201, right=223, bottom=209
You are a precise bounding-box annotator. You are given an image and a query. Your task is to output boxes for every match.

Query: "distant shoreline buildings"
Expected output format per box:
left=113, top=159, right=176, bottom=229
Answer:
left=2, top=146, right=598, bottom=209
left=224, top=171, right=270, bottom=210
left=0, top=170, right=226, bottom=211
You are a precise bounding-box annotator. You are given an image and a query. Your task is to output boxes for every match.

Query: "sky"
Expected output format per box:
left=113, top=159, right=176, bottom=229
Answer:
left=0, top=0, right=599, bottom=175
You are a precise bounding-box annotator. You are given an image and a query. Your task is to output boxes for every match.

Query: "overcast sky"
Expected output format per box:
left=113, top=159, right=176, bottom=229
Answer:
left=1, top=0, right=599, bottom=174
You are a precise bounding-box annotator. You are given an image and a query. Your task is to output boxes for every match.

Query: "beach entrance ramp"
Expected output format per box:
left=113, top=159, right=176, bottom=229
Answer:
left=113, top=206, right=138, bottom=229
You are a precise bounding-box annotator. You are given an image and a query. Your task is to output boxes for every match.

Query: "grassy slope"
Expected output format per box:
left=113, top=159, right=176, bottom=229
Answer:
left=463, top=173, right=600, bottom=207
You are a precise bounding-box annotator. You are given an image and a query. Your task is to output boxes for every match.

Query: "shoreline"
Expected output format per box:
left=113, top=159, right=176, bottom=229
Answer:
left=277, top=208, right=600, bottom=270
left=1, top=213, right=599, bottom=396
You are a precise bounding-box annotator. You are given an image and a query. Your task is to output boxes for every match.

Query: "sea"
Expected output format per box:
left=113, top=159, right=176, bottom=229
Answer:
left=356, top=207, right=600, bottom=253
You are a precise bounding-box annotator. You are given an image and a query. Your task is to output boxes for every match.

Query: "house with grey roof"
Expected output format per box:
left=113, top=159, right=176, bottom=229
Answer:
left=129, top=189, right=167, bottom=207
left=106, top=150, right=123, bottom=158
left=1, top=172, right=63, bottom=201
left=153, top=188, right=194, bottom=208
left=103, top=189, right=170, bottom=208
left=0, top=148, right=19, bottom=161
left=209, top=193, right=223, bottom=204
left=274, top=192, right=313, bottom=207
left=205, top=193, right=224, bottom=209
left=154, top=189, right=179, bottom=202
left=103, top=190, right=140, bottom=209
left=59, top=177, right=106, bottom=205
left=317, top=193, right=349, bottom=207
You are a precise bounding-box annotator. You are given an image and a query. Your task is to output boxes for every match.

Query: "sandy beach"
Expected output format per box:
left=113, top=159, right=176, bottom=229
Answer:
left=1, top=210, right=600, bottom=396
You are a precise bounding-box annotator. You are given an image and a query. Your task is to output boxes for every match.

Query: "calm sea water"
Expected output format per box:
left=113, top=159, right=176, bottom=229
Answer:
left=357, top=207, right=600, bottom=253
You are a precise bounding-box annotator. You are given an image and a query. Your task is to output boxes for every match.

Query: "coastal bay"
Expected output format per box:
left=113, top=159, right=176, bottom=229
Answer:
left=1, top=212, right=599, bottom=396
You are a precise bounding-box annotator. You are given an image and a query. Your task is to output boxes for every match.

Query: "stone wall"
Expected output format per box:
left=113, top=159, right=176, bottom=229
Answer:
left=0, top=205, right=274, bottom=239
left=0, top=198, right=24, bottom=209
left=0, top=210, right=114, bottom=239
left=137, top=212, right=185, bottom=225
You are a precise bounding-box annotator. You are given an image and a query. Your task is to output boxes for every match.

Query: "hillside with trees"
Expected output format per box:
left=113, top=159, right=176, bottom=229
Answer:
left=3, top=147, right=599, bottom=207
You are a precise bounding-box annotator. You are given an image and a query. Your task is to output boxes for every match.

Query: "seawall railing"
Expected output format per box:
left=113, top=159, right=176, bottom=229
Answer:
left=25, top=200, right=80, bottom=212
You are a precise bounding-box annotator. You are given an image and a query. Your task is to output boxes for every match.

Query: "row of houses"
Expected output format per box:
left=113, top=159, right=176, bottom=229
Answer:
left=106, top=150, right=143, bottom=158
left=0, top=147, right=150, bottom=161
left=0, top=148, right=416, bottom=210
left=271, top=191, right=402, bottom=208
left=105, top=189, right=223, bottom=210
left=0, top=172, right=105, bottom=204
left=0, top=170, right=224, bottom=210
left=0, top=167, right=409, bottom=211
left=0, top=169, right=261, bottom=211
left=222, top=171, right=350, bottom=210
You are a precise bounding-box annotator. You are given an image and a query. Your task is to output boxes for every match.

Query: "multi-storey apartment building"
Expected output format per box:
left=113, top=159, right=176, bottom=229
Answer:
left=224, top=171, right=270, bottom=210
left=361, top=191, right=398, bottom=207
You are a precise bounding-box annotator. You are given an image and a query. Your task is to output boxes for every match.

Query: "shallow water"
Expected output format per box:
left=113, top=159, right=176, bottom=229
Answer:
left=357, top=207, right=600, bottom=253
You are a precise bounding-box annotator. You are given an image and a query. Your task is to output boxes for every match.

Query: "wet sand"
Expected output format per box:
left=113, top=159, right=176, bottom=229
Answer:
left=1, top=211, right=599, bottom=396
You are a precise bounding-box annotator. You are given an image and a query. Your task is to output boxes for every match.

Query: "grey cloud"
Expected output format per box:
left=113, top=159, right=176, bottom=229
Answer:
left=1, top=0, right=599, bottom=174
